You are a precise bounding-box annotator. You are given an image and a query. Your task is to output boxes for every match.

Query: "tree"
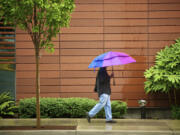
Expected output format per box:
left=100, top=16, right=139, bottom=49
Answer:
left=0, top=0, right=75, bottom=127
left=144, top=38, right=180, bottom=105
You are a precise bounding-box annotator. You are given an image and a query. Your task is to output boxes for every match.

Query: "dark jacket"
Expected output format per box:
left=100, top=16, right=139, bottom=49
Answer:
left=94, top=67, right=111, bottom=97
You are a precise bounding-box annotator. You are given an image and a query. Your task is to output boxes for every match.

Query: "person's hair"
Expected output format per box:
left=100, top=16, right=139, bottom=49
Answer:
left=97, top=67, right=109, bottom=81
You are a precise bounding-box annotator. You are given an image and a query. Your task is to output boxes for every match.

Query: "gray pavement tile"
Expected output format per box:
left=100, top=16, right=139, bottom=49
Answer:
left=174, top=131, right=180, bottom=135
left=0, top=119, right=77, bottom=126
left=0, top=118, right=179, bottom=135
left=77, top=130, right=173, bottom=135
left=166, top=120, right=180, bottom=131
left=78, top=125, right=171, bottom=131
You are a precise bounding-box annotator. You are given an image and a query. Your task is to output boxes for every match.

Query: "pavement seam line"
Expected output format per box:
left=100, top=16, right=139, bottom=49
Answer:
left=165, top=120, right=175, bottom=135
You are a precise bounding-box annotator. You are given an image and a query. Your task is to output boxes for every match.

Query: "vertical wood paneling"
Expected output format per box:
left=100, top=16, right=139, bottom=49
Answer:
left=103, top=0, right=148, bottom=107
left=16, top=0, right=180, bottom=107
left=147, top=0, right=180, bottom=107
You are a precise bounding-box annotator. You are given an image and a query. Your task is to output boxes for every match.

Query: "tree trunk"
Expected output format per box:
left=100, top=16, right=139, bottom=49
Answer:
left=35, top=49, right=40, bottom=128
left=168, top=91, right=172, bottom=106
left=173, top=89, right=177, bottom=106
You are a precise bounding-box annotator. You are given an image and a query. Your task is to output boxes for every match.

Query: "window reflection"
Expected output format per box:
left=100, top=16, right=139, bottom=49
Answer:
left=0, top=20, right=15, bottom=99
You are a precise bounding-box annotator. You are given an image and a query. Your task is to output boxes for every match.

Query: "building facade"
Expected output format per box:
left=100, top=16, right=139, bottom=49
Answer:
left=1, top=0, right=180, bottom=107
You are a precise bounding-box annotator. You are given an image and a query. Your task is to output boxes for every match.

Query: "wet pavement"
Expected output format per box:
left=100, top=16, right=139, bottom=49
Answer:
left=0, top=119, right=180, bottom=135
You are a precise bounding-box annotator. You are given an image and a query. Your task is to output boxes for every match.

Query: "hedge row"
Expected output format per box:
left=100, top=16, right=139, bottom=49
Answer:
left=0, top=92, right=18, bottom=118
left=18, top=97, right=127, bottom=118
left=172, top=105, right=180, bottom=119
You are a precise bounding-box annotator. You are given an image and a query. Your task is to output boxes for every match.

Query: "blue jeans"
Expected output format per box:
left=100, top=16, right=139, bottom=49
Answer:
left=88, top=94, right=112, bottom=121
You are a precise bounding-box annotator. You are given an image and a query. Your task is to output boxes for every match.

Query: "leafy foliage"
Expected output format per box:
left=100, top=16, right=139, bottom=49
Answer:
left=144, top=38, right=180, bottom=94
left=18, top=97, right=127, bottom=118
left=0, top=92, right=18, bottom=118
left=0, top=0, right=75, bottom=52
left=171, top=106, right=180, bottom=119
left=0, top=0, right=75, bottom=125
left=111, top=101, right=127, bottom=118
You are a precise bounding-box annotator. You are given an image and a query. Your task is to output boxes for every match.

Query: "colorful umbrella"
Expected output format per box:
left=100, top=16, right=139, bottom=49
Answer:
left=88, top=51, right=136, bottom=85
left=88, top=51, right=136, bottom=68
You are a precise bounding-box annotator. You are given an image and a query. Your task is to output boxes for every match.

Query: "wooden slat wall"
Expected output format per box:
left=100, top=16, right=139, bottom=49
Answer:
left=16, top=0, right=180, bottom=107
left=147, top=0, right=180, bottom=107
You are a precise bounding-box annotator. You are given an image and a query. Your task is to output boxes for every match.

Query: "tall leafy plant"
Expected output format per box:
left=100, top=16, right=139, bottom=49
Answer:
left=0, top=0, right=75, bottom=127
left=144, top=38, right=180, bottom=105
left=0, top=92, right=18, bottom=118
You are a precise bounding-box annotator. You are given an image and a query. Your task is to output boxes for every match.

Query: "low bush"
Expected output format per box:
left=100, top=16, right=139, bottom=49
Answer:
left=171, top=105, right=180, bottom=119
left=111, top=101, right=127, bottom=118
left=18, top=97, right=127, bottom=118
left=0, top=92, right=18, bottom=118
left=144, top=38, right=180, bottom=105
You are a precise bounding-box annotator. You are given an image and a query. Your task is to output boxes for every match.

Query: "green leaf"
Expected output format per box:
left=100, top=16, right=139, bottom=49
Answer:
left=0, top=92, right=17, bottom=118
left=144, top=37, right=180, bottom=95
left=32, top=26, right=39, bottom=33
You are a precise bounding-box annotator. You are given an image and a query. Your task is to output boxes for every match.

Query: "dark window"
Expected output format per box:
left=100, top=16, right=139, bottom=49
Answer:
left=0, top=20, right=16, bottom=99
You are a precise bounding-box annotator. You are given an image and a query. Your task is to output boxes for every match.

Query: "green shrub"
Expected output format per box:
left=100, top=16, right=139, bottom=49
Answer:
left=0, top=92, right=18, bottom=118
left=18, top=97, right=127, bottom=118
left=111, top=101, right=127, bottom=118
left=144, top=38, right=180, bottom=94
left=171, top=106, right=180, bottom=119
left=144, top=38, right=180, bottom=105
left=18, top=97, right=36, bottom=118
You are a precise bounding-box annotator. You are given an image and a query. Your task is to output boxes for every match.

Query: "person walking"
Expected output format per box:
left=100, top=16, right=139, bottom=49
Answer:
left=86, top=67, right=116, bottom=123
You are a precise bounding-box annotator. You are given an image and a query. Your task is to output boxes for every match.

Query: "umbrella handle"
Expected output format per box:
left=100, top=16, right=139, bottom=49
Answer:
left=112, top=66, right=115, bottom=86
left=113, top=77, right=115, bottom=86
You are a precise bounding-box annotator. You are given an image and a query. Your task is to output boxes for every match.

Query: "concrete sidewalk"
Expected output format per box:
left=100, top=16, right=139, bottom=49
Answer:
left=0, top=119, right=180, bottom=135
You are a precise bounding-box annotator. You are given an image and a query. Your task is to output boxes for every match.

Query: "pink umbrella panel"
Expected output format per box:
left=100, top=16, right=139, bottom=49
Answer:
left=88, top=51, right=136, bottom=68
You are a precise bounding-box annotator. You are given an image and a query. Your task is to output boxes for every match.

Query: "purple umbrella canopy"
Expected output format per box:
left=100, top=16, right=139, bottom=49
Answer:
left=88, top=51, right=136, bottom=68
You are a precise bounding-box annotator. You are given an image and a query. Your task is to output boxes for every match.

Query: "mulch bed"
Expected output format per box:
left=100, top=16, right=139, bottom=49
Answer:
left=0, top=126, right=76, bottom=130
